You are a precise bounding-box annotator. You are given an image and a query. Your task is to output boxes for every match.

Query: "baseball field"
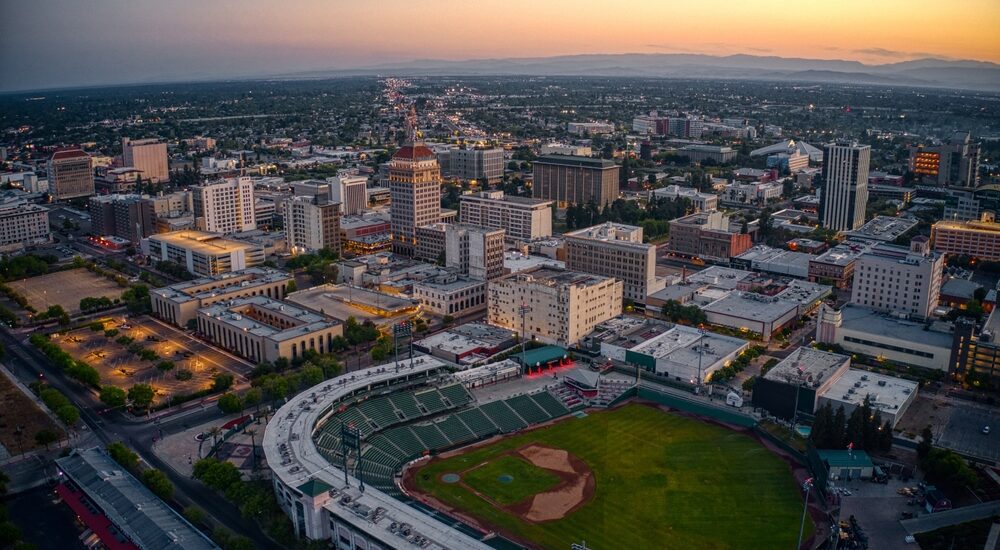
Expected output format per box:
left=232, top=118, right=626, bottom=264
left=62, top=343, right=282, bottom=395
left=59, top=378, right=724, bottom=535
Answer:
left=406, top=403, right=811, bottom=550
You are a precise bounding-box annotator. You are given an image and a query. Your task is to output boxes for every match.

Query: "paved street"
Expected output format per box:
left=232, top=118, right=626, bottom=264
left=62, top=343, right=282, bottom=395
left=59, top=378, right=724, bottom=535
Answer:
left=937, top=403, right=1000, bottom=463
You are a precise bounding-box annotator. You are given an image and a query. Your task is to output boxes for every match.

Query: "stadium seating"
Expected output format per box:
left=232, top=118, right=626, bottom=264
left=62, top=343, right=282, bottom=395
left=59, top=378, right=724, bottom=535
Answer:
left=505, top=394, right=551, bottom=424
left=356, top=396, right=401, bottom=429
left=388, top=393, right=422, bottom=419
left=410, top=423, right=450, bottom=450
left=438, top=383, right=473, bottom=407
left=531, top=391, right=572, bottom=418
left=454, top=408, right=499, bottom=439
left=435, top=415, right=475, bottom=445
left=480, top=400, right=528, bottom=433
left=383, top=426, right=427, bottom=456
left=413, top=388, right=447, bottom=415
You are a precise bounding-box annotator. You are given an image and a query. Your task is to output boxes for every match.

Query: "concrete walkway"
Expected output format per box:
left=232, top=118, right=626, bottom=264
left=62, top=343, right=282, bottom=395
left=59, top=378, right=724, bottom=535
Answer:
left=901, top=501, right=1000, bottom=535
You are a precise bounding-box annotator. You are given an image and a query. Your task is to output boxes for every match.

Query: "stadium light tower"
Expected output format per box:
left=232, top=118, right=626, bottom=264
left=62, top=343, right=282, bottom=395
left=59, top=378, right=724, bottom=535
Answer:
left=796, top=477, right=813, bottom=550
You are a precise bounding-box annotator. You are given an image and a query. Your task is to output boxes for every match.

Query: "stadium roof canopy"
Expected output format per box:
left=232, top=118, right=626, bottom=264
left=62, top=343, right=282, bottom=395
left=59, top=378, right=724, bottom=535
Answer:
left=510, top=345, right=568, bottom=367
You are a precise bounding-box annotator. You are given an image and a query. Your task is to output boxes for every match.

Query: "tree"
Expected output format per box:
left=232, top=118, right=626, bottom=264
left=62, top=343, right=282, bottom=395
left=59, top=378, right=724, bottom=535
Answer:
left=193, top=457, right=242, bottom=492
left=243, top=387, right=262, bottom=411
left=107, top=442, right=139, bottom=470
left=212, top=373, right=235, bottom=392
left=831, top=406, right=847, bottom=449
left=921, top=448, right=978, bottom=489
left=128, top=383, right=155, bottom=411
left=34, top=429, right=59, bottom=450
left=56, top=405, right=79, bottom=426
left=186, top=318, right=198, bottom=331
left=917, top=425, right=934, bottom=460
left=217, top=392, right=243, bottom=414
left=810, top=402, right=834, bottom=448
left=183, top=505, right=206, bottom=526
left=141, top=469, right=174, bottom=500
left=782, top=179, right=795, bottom=198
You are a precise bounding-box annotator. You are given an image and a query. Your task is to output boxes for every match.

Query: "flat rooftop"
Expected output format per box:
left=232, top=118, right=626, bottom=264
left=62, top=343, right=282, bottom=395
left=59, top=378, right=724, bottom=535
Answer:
left=629, top=325, right=748, bottom=381
left=811, top=240, right=875, bottom=267
left=703, top=292, right=799, bottom=323
left=764, top=347, right=850, bottom=387
left=820, top=369, right=917, bottom=415
left=199, top=295, right=339, bottom=341
left=148, top=230, right=256, bottom=255
left=685, top=266, right=753, bottom=290
left=151, top=267, right=291, bottom=304
left=415, top=323, right=517, bottom=360
left=736, top=246, right=815, bottom=276
left=533, top=154, right=616, bottom=168
left=565, top=222, right=648, bottom=246
left=513, top=266, right=616, bottom=288
left=845, top=216, right=919, bottom=242
left=503, top=252, right=564, bottom=273
left=56, top=448, right=218, bottom=550
left=285, top=284, right=417, bottom=325
left=775, top=280, right=832, bottom=306
left=838, top=305, right=954, bottom=349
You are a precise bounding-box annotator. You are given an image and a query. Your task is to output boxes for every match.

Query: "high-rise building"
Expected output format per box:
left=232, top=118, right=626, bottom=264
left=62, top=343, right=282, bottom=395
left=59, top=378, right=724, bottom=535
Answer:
left=389, top=130, right=441, bottom=257
left=141, top=230, right=264, bottom=276
left=192, top=177, right=256, bottom=234
left=328, top=175, right=368, bottom=216
left=0, top=196, right=50, bottom=253
left=47, top=148, right=94, bottom=200
left=667, top=117, right=704, bottom=139
left=850, top=238, right=944, bottom=319
left=488, top=266, right=623, bottom=346
left=445, top=224, right=505, bottom=281
left=88, top=194, right=156, bottom=243
left=909, top=132, right=981, bottom=188
left=449, top=147, right=505, bottom=184
left=458, top=190, right=553, bottom=243
left=284, top=194, right=342, bottom=253
left=122, top=138, right=169, bottom=183
left=565, top=222, right=664, bottom=302
left=819, top=142, right=870, bottom=231
left=532, top=155, right=619, bottom=207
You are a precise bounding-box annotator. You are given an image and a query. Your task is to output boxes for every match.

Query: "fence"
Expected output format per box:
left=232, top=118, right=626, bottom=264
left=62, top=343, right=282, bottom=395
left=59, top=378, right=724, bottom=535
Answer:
left=202, top=414, right=256, bottom=458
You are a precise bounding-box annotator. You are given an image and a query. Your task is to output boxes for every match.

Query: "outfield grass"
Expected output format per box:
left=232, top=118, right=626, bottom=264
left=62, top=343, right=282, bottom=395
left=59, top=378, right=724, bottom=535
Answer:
left=412, top=404, right=811, bottom=550
left=462, top=455, right=562, bottom=506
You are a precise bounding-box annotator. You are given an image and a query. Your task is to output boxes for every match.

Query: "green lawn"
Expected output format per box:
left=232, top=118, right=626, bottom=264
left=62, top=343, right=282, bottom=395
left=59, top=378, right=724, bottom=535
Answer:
left=462, top=455, right=562, bottom=506
left=412, top=404, right=811, bottom=550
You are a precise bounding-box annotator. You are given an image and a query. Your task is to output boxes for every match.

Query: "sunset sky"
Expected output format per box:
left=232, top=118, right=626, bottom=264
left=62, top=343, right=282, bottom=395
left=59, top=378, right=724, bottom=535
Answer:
left=2, top=0, right=998, bottom=91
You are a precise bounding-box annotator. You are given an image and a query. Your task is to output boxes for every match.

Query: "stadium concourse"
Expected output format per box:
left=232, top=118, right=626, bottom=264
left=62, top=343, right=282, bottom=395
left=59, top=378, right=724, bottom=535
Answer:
left=262, top=353, right=635, bottom=548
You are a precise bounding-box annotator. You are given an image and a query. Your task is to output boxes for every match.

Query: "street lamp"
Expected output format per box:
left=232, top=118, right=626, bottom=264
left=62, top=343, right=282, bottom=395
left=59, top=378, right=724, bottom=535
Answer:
left=519, top=303, right=532, bottom=355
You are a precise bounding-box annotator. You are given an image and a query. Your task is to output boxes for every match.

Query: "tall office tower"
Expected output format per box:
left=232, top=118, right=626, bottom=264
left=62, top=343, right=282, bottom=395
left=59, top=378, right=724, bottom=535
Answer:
left=122, top=138, right=169, bottom=183
left=444, top=224, right=505, bottom=281
left=284, top=194, right=342, bottom=254
left=327, top=175, right=368, bottom=216
left=47, top=148, right=95, bottom=200
left=458, top=190, right=553, bottom=243
left=389, top=116, right=441, bottom=257
left=850, top=238, right=944, bottom=319
left=531, top=155, right=619, bottom=207
left=192, top=176, right=256, bottom=234
left=565, top=222, right=662, bottom=302
left=909, top=131, right=981, bottom=188
left=449, top=147, right=505, bottom=184
left=819, top=141, right=870, bottom=231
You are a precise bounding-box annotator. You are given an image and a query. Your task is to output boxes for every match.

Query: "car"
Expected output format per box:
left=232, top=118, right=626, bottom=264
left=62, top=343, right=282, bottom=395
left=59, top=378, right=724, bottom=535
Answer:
left=984, top=426, right=991, bottom=435
left=905, top=535, right=916, bottom=544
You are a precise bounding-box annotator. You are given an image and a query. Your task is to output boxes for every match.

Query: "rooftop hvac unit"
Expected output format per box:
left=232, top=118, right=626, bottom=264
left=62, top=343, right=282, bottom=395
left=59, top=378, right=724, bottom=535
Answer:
left=860, top=375, right=869, bottom=381
left=877, top=380, right=886, bottom=386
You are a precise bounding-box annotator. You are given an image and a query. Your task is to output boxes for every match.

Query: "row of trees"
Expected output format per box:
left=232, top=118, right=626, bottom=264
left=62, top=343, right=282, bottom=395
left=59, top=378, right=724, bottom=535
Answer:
left=809, top=398, right=893, bottom=453
left=564, top=196, right=691, bottom=236
left=916, top=428, right=978, bottom=490
left=29, top=333, right=100, bottom=387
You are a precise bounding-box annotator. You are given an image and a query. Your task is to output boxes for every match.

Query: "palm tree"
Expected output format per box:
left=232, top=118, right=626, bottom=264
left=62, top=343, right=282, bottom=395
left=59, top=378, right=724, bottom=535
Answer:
left=245, top=427, right=258, bottom=472
left=208, top=426, right=223, bottom=451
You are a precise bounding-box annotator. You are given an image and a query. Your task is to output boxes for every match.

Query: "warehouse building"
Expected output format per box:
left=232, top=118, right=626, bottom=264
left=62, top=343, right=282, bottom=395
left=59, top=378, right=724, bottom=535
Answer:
left=818, top=369, right=918, bottom=428
left=753, top=347, right=851, bottom=421
left=701, top=291, right=799, bottom=341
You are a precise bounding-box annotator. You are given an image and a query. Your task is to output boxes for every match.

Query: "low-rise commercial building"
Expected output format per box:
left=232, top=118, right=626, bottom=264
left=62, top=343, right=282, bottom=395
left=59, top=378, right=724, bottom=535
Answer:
left=413, top=322, right=518, bottom=365
left=679, top=144, right=736, bottom=164
left=808, top=240, right=874, bottom=289
left=197, top=295, right=342, bottom=362
left=816, top=304, right=953, bottom=371
left=753, top=347, right=852, bottom=420
left=732, top=245, right=815, bottom=279
left=142, top=230, right=264, bottom=276
left=412, top=271, right=487, bottom=318
left=818, top=369, right=918, bottom=428
left=666, top=210, right=753, bottom=261
left=488, top=266, right=623, bottom=346
left=650, top=185, right=718, bottom=212
left=701, top=291, right=800, bottom=341
left=844, top=216, right=919, bottom=242
left=151, top=267, right=292, bottom=328
left=931, top=217, right=1000, bottom=262
left=340, top=212, right=391, bottom=254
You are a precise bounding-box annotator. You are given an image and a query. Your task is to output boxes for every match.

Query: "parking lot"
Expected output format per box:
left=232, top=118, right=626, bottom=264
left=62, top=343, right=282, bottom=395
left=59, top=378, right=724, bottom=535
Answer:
left=10, top=268, right=123, bottom=315
left=837, top=477, right=922, bottom=550
left=58, top=315, right=252, bottom=404
left=937, top=403, right=1000, bottom=463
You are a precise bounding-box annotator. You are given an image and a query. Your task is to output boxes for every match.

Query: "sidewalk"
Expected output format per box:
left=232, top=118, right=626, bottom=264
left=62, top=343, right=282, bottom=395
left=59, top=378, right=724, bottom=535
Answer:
left=154, top=411, right=263, bottom=478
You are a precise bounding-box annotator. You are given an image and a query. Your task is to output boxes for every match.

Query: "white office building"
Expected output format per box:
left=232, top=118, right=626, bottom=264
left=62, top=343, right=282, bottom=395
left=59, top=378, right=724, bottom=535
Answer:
left=850, top=237, right=944, bottom=319
left=327, top=175, right=368, bottom=216
left=458, top=190, right=553, bottom=243
left=192, top=177, right=256, bottom=234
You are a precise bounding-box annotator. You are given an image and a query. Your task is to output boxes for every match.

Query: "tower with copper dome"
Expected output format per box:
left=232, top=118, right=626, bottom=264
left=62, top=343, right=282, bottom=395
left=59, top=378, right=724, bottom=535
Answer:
left=389, top=108, right=441, bottom=256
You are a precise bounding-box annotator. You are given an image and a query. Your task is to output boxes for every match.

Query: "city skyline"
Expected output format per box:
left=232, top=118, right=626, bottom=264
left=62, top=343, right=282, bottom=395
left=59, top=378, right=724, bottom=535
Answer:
left=2, top=0, right=999, bottom=91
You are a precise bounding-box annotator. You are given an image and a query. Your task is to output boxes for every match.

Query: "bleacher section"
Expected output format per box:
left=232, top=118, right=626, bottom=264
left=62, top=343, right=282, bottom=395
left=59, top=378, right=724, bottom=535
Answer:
left=311, top=379, right=572, bottom=499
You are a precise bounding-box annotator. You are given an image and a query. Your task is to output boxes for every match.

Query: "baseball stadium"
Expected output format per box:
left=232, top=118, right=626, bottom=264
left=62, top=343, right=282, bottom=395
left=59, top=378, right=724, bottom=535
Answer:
left=262, top=351, right=817, bottom=550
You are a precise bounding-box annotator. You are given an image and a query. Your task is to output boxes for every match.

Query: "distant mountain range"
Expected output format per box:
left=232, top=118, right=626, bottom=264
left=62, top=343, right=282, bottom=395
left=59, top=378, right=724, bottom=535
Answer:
left=283, top=53, right=1000, bottom=91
